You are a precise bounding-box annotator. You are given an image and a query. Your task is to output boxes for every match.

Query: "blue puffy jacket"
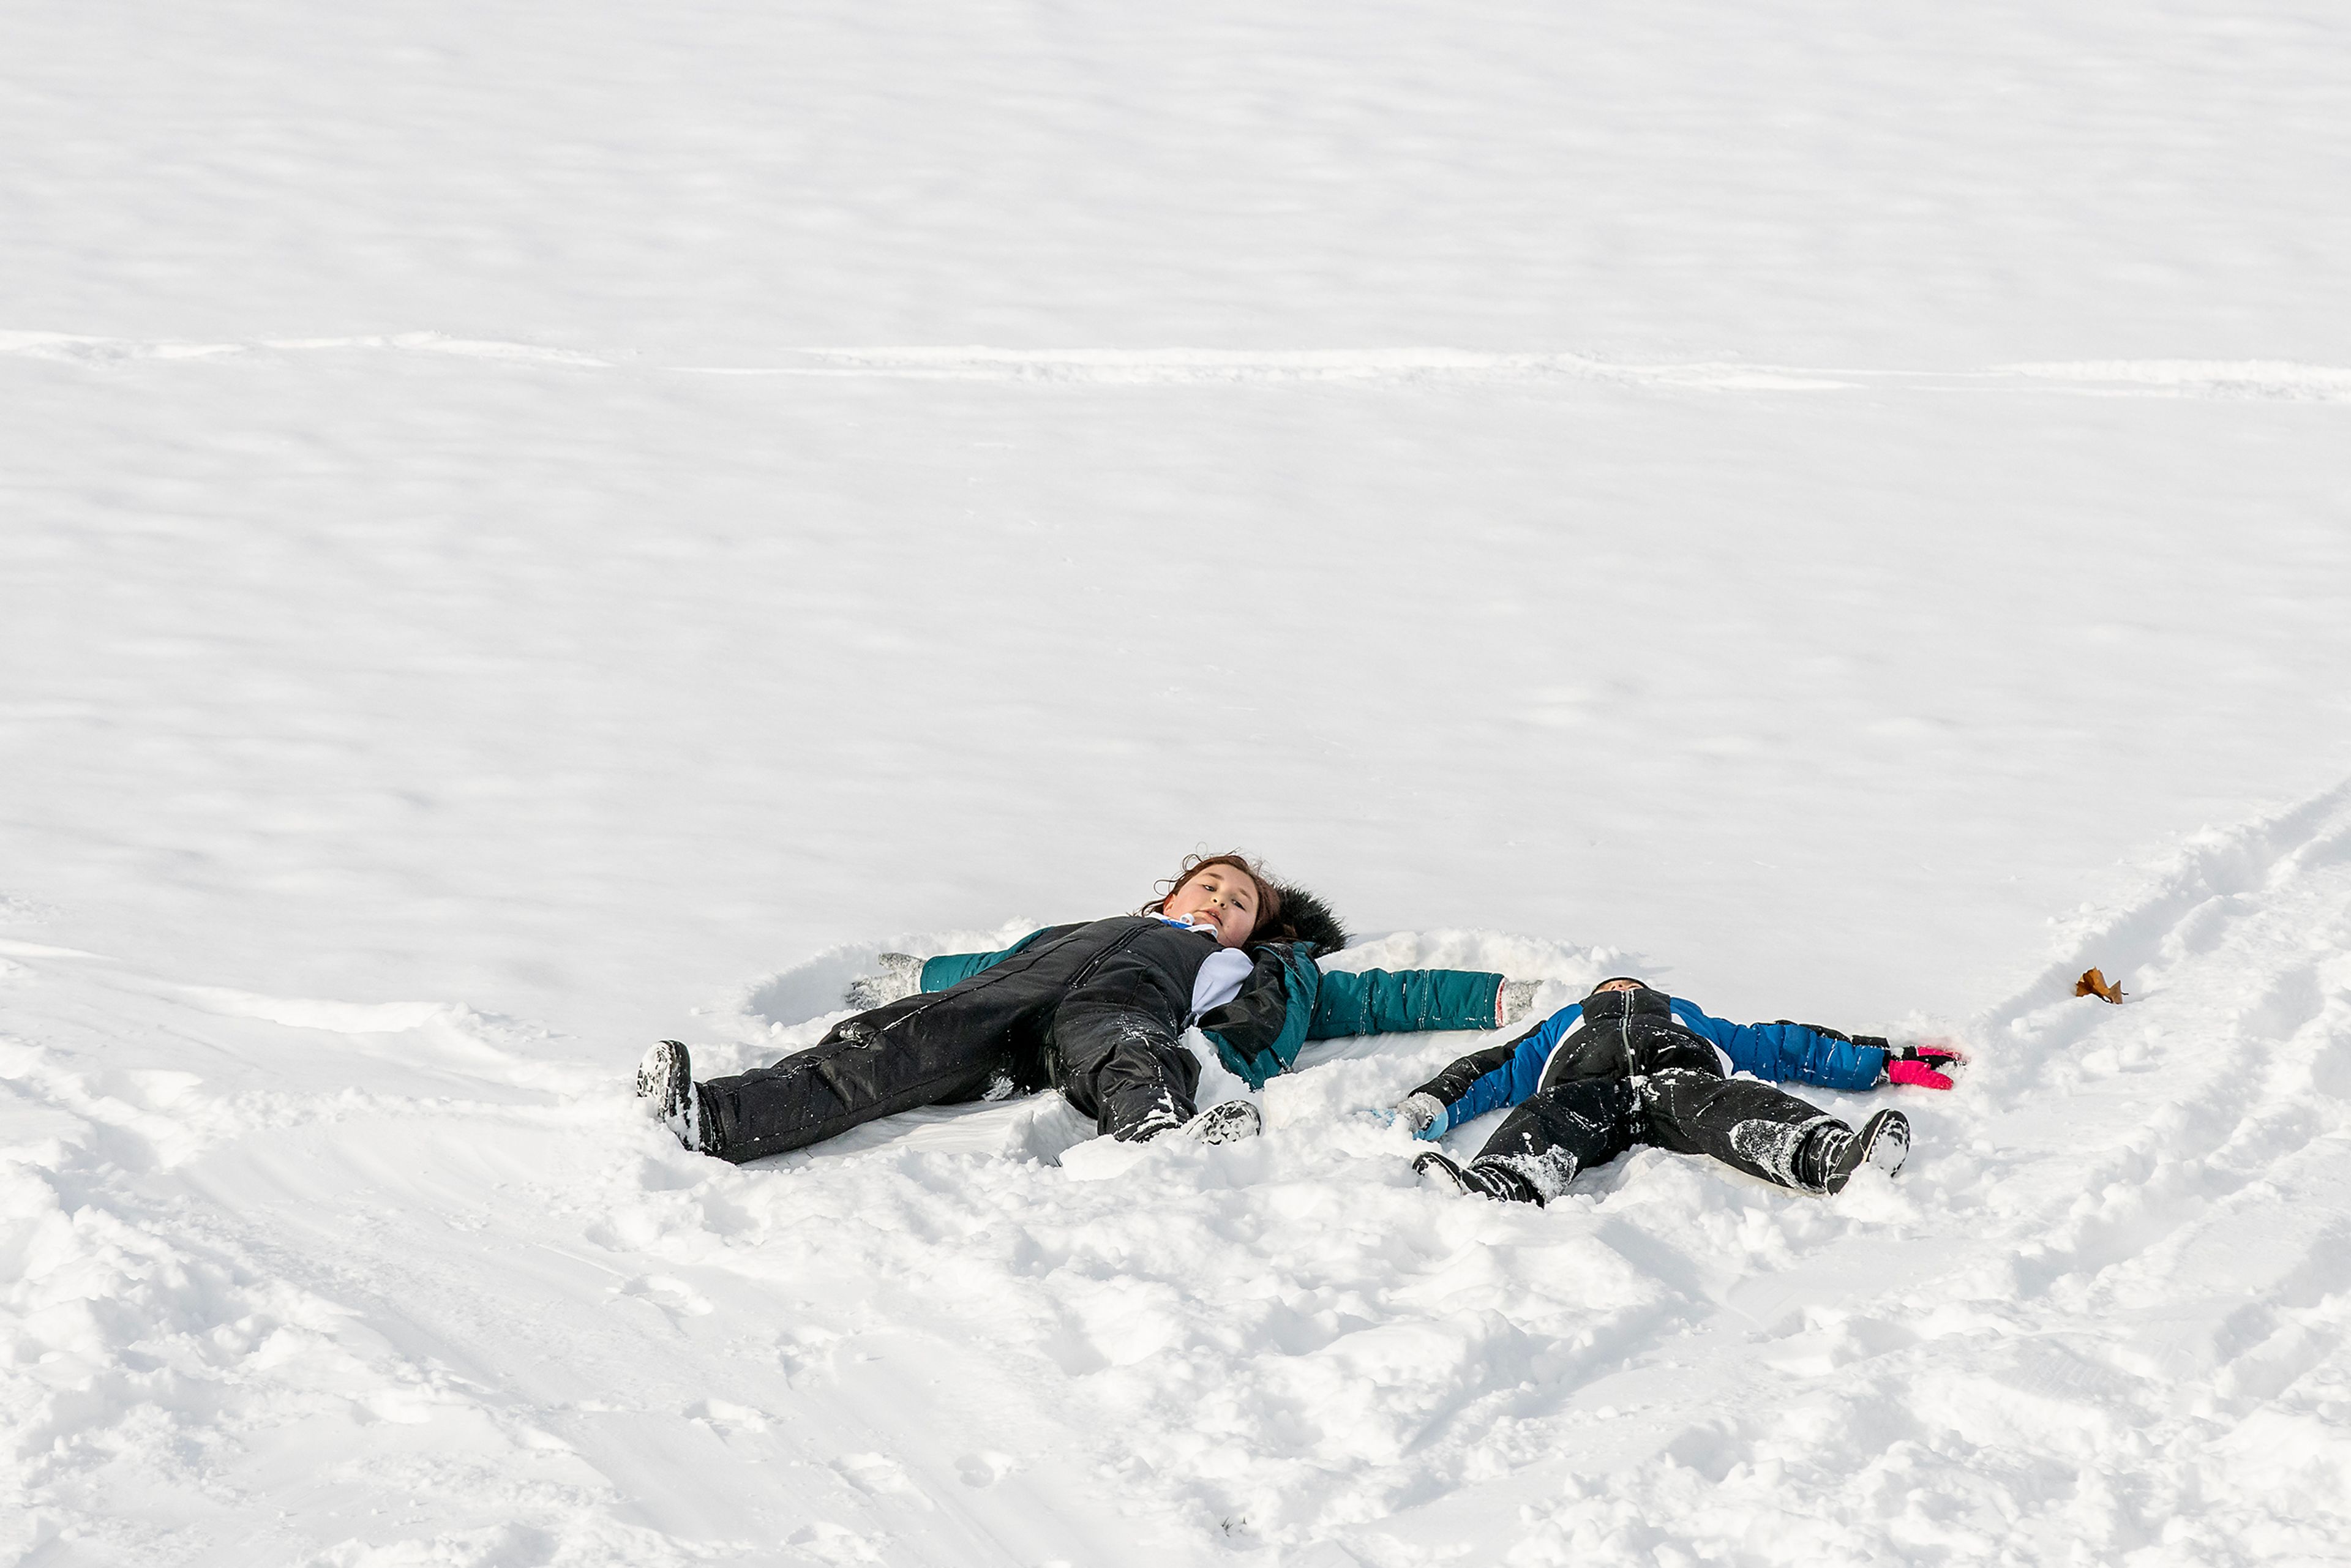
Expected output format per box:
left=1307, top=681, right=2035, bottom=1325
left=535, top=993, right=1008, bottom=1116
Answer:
left=1419, top=994, right=1890, bottom=1135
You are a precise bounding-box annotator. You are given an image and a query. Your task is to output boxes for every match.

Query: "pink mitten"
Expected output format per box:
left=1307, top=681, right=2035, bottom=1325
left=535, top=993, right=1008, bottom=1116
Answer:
left=1887, top=1058, right=1952, bottom=1090
left=1885, top=1042, right=1964, bottom=1090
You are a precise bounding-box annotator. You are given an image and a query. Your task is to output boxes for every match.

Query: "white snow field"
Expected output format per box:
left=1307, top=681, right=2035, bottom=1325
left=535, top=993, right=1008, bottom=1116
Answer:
left=6, top=0, right=2351, bottom=1563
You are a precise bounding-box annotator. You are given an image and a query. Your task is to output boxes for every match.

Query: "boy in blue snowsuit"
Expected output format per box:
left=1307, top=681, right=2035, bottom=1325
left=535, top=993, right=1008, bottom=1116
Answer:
left=1398, top=978, right=1959, bottom=1201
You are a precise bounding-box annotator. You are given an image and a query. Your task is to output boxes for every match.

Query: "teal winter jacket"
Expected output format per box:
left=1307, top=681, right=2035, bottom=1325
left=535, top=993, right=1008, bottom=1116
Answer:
left=920, top=930, right=1504, bottom=1090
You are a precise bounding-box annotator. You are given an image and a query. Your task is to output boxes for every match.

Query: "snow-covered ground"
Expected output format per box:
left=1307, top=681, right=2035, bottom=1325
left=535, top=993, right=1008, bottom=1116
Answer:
left=9, top=790, right=2351, bottom=1564
left=6, top=1, right=2350, bottom=1562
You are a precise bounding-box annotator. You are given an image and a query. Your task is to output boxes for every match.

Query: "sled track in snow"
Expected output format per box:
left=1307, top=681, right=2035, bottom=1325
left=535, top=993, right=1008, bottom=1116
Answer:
left=11, top=329, right=2351, bottom=402
left=4, top=786, right=2351, bottom=1564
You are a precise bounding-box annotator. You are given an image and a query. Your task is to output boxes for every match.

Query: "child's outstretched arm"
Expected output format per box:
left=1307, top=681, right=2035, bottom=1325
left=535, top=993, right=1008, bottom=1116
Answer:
left=915, top=930, right=1052, bottom=992
left=1203, top=958, right=1535, bottom=1092
left=1666, top=999, right=1962, bottom=1092
left=841, top=924, right=1079, bottom=1009
left=1390, top=1001, right=1583, bottom=1139
left=1308, top=966, right=1533, bottom=1040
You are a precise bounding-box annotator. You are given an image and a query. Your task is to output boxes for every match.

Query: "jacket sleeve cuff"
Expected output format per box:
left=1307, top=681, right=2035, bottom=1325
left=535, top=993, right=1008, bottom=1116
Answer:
left=1853, top=1036, right=1892, bottom=1086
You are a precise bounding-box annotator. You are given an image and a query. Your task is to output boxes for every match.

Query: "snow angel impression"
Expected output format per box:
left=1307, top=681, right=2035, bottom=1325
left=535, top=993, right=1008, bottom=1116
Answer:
left=636, top=851, right=1538, bottom=1161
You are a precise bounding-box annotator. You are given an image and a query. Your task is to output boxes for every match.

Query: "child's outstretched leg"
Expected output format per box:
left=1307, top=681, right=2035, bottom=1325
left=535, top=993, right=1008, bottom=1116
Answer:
left=1418, top=1078, right=1640, bottom=1204
left=1640, top=1070, right=1908, bottom=1194
left=1047, top=1000, right=1205, bottom=1141
left=672, top=986, right=1038, bottom=1162
left=1041, top=922, right=1248, bottom=1142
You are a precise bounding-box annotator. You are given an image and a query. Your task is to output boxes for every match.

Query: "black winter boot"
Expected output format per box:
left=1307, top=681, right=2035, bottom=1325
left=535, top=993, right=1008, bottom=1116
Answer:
left=636, top=1040, right=706, bottom=1153
left=1801, top=1108, right=1910, bottom=1194
left=1117, top=1091, right=1189, bottom=1142
left=1414, top=1150, right=1545, bottom=1204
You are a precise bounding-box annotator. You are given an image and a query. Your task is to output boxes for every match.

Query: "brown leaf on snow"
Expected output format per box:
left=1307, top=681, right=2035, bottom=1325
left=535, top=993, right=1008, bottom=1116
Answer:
left=2074, top=967, right=2127, bottom=1003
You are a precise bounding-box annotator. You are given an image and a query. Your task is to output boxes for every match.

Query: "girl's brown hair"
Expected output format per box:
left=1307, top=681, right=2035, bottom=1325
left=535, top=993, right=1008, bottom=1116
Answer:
left=1140, top=850, right=1283, bottom=945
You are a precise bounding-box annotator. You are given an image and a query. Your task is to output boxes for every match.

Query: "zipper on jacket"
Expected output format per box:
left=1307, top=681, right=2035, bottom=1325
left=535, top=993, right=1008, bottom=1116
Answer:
left=1037, top=920, right=1162, bottom=1085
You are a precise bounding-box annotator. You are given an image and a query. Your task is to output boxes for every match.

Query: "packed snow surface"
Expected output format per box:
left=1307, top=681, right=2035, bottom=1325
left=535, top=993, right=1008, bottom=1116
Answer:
left=6, top=0, right=2350, bottom=1563
left=9, top=794, right=2351, bottom=1564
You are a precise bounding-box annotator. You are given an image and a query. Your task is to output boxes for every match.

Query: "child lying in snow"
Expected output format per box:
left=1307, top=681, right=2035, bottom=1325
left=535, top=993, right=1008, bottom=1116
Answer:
left=638, top=851, right=1539, bottom=1161
left=1399, top=977, right=1962, bottom=1201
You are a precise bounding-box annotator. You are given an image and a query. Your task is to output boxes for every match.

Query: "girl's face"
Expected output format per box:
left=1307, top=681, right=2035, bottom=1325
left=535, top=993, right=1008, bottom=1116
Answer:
left=1161, top=865, right=1262, bottom=948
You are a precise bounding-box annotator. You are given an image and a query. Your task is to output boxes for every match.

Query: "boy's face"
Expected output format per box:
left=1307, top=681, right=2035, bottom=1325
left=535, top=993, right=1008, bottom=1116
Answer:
left=1594, top=978, right=1646, bottom=994
left=1162, top=866, right=1262, bottom=948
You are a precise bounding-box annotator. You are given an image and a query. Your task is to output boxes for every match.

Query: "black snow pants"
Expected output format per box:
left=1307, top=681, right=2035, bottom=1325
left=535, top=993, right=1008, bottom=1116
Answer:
left=697, top=917, right=1214, bottom=1162
left=1477, top=989, right=1842, bottom=1193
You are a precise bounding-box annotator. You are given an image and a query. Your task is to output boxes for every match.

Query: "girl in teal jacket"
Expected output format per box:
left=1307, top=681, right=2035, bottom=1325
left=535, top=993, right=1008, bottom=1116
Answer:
left=637, top=851, right=1532, bottom=1161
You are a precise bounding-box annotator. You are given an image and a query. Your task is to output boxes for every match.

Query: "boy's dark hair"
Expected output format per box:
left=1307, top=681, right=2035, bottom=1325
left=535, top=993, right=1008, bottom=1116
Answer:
left=1141, top=851, right=1283, bottom=944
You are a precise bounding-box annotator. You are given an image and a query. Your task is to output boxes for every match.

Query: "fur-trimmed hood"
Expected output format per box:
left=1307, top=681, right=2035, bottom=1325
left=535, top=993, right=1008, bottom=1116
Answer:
left=1266, top=883, right=1349, bottom=953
